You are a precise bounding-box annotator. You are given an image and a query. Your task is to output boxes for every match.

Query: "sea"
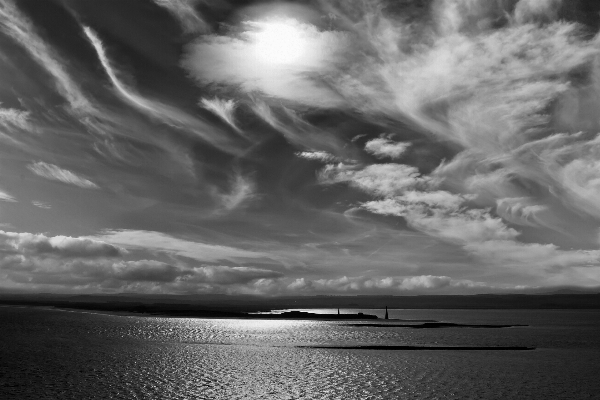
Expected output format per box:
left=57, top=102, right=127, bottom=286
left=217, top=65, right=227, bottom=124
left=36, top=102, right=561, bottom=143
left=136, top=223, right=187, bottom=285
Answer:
left=1, top=306, right=599, bottom=399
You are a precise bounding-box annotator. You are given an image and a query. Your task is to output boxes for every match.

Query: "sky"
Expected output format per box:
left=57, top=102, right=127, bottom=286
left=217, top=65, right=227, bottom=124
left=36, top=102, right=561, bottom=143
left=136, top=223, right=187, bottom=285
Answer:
left=1, top=0, right=600, bottom=296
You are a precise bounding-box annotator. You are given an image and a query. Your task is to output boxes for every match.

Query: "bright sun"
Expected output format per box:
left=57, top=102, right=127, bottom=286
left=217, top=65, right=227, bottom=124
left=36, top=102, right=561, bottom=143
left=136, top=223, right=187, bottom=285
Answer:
left=250, top=20, right=308, bottom=65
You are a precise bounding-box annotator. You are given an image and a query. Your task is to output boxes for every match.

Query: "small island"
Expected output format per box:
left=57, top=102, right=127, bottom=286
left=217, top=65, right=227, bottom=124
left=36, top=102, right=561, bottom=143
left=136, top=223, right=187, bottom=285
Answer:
left=267, top=310, right=378, bottom=320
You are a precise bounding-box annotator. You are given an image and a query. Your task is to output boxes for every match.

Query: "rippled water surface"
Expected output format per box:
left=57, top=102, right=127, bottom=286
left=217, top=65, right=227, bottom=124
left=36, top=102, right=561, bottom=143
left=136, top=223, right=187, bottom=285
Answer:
left=1, top=306, right=599, bottom=399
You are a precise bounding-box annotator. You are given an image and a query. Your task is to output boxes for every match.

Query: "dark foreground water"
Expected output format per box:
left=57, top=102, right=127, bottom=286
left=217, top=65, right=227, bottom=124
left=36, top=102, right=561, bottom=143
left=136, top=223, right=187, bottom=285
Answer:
left=1, top=307, right=599, bottom=399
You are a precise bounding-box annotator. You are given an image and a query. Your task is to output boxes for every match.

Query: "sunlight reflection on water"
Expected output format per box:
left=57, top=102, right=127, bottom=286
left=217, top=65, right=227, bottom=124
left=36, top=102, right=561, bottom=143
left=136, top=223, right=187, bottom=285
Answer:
left=1, top=307, right=600, bottom=399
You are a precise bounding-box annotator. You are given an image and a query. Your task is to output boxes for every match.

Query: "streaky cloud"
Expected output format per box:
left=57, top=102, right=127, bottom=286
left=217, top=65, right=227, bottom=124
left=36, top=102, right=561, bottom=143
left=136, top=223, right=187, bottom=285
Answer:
left=92, top=229, right=275, bottom=263
left=0, top=189, right=16, bottom=202
left=250, top=99, right=349, bottom=156
left=27, top=161, right=99, bottom=189
left=496, top=197, right=549, bottom=227
left=188, top=265, right=282, bottom=285
left=0, top=107, right=30, bottom=130
left=200, top=97, right=241, bottom=133
left=82, top=26, right=243, bottom=155
left=0, top=0, right=91, bottom=111
left=213, top=172, right=257, bottom=212
left=153, top=0, right=209, bottom=34
left=31, top=201, right=51, bottom=209
left=296, top=151, right=340, bottom=163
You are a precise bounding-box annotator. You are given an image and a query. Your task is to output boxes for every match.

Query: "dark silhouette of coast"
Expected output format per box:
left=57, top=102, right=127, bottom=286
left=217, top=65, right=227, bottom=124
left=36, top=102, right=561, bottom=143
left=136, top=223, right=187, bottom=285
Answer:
left=0, top=291, right=598, bottom=320
left=299, top=345, right=535, bottom=350
left=0, top=298, right=379, bottom=320
left=345, top=322, right=528, bottom=328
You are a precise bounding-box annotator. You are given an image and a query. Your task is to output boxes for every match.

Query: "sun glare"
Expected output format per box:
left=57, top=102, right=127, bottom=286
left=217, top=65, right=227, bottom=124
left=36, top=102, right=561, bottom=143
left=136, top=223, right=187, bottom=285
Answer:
left=251, top=20, right=308, bottom=65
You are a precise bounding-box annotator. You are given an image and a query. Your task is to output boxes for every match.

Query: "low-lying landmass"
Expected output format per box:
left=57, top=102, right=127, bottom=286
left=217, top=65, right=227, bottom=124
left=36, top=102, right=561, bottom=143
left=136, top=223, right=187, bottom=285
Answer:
left=299, top=345, right=536, bottom=350
left=0, top=291, right=598, bottom=319
left=345, top=322, right=528, bottom=328
left=0, top=299, right=380, bottom=320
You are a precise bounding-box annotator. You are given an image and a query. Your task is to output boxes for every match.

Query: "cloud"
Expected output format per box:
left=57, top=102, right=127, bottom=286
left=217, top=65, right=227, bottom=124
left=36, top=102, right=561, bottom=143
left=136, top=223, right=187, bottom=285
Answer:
left=200, top=97, right=240, bottom=132
left=558, top=158, right=600, bottom=219
left=240, top=274, right=505, bottom=295
left=364, top=137, right=411, bottom=159
left=496, top=197, right=549, bottom=227
left=92, top=229, right=274, bottom=263
left=0, top=255, right=282, bottom=292
left=466, top=239, right=599, bottom=267
left=319, top=163, right=436, bottom=197
left=0, top=229, right=281, bottom=291
left=433, top=0, right=512, bottom=35
left=113, top=260, right=183, bottom=282
left=153, top=0, right=208, bottom=33
left=0, top=0, right=91, bottom=111
left=27, top=162, right=99, bottom=189
left=182, top=18, right=349, bottom=107
left=295, top=151, right=340, bottom=163
left=189, top=265, right=282, bottom=285
left=0, top=189, right=16, bottom=202
left=363, top=199, right=519, bottom=244
left=0, top=230, right=125, bottom=258
left=250, top=99, right=349, bottom=155
left=214, top=172, right=256, bottom=212
left=31, top=201, right=51, bottom=209
left=319, top=1, right=598, bottom=165
left=514, top=0, right=564, bottom=24
left=0, top=107, right=30, bottom=130
left=82, top=26, right=242, bottom=155
left=0, top=257, right=184, bottom=286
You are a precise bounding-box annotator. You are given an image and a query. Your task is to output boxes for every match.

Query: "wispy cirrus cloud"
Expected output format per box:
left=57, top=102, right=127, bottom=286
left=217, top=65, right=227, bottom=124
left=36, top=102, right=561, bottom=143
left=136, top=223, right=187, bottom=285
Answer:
left=0, top=189, right=16, bottom=202
left=153, top=0, right=209, bottom=34
left=27, top=162, right=99, bottom=189
left=82, top=26, right=243, bottom=155
left=0, top=107, right=30, bottom=130
left=31, top=201, right=51, bottom=209
left=0, top=0, right=91, bottom=111
left=2, top=0, right=600, bottom=294
left=296, top=151, right=340, bottom=163
left=496, top=198, right=549, bottom=227
left=91, top=229, right=274, bottom=263
left=213, top=172, right=257, bottom=213
left=200, top=97, right=240, bottom=132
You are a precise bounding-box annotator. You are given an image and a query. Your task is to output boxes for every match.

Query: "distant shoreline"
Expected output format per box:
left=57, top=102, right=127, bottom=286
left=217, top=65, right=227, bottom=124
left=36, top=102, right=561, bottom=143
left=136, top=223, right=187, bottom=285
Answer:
left=300, top=345, right=536, bottom=351
left=1, top=292, right=599, bottom=311
left=0, top=303, right=384, bottom=321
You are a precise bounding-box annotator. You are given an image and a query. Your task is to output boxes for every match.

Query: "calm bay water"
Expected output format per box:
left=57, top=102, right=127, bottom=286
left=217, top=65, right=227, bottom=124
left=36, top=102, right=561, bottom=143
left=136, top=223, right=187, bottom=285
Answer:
left=1, top=306, right=599, bottom=399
